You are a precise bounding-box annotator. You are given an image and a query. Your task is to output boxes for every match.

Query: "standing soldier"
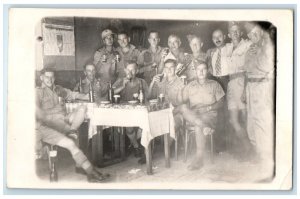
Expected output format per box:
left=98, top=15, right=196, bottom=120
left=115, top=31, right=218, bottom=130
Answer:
left=184, top=34, right=207, bottom=83
left=226, top=21, right=253, bottom=158
left=159, top=34, right=185, bottom=74
left=116, top=32, right=141, bottom=79
left=137, top=31, right=163, bottom=84
left=93, top=29, right=118, bottom=83
left=206, top=29, right=230, bottom=153
left=244, top=22, right=275, bottom=181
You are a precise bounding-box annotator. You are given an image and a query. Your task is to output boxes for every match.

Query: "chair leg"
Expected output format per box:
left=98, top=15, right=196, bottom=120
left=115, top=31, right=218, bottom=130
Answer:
left=184, top=128, right=189, bottom=163
left=175, top=131, right=178, bottom=161
left=210, top=134, right=214, bottom=164
left=48, top=145, right=58, bottom=182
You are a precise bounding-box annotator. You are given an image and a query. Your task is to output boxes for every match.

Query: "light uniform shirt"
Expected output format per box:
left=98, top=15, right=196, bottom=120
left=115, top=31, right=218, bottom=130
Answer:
left=137, top=46, right=163, bottom=84
left=182, top=79, right=225, bottom=114
left=208, top=46, right=230, bottom=77
left=245, top=35, right=275, bottom=79
left=93, top=46, right=118, bottom=82
left=116, top=44, right=141, bottom=78
left=226, top=39, right=252, bottom=75
left=153, top=76, right=184, bottom=107
left=113, top=77, right=149, bottom=102
left=164, top=49, right=185, bottom=63
left=74, top=77, right=109, bottom=101
left=184, top=53, right=207, bottom=82
left=36, top=85, right=79, bottom=115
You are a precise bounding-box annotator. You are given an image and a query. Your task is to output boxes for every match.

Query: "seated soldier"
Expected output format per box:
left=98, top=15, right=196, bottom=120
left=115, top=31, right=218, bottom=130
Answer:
left=36, top=67, right=110, bottom=182
left=180, top=60, right=225, bottom=170
left=113, top=61, right=149, bottom=160
left=74, top=63, right=109, bottom=102
left=149, top=59, right=184, bottom=133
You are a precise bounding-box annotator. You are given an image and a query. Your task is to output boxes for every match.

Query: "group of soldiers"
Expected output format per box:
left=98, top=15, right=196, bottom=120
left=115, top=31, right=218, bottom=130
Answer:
left=35, top=21, right=275, bottom=182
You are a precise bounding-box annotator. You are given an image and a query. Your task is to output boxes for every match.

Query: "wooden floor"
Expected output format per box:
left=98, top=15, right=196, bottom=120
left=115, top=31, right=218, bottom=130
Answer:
left=35, top=144, right=270, bottom=184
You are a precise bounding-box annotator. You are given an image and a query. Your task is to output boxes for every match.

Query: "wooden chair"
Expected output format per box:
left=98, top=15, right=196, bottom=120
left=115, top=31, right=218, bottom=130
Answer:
left=182, top=120, right=215, bottom=163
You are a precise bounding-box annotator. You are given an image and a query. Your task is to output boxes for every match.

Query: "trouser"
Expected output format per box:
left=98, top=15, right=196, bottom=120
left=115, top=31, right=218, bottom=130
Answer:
left=246, top=80, right=275, bottom=173
left=43, top=105, right=87, bottom=134
left=36, top=125, right=92, bottom=170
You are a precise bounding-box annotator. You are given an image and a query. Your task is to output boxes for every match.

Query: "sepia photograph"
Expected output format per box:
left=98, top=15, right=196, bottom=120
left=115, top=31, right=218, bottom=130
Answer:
left=6, top=8, right=293, bottom=190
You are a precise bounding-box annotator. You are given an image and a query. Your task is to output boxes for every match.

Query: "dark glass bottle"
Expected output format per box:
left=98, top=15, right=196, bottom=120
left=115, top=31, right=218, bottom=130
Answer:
left=108, top=81, right=114, bottom=103
left=138, top=81, right=144, bottom=104
left=176, top=53, right=193, bottom=76
left=49, top=146, right=58, bottom=182
left=89, top=83, right=95, bottom=103
left=49, top=161, right=58, bottom=182
left=78, top=77, right=82, bottom=93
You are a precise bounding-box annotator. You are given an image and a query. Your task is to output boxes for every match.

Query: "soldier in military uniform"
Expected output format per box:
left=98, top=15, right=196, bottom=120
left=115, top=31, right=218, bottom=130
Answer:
left=184, top=34, right=207, bottom=82
left=113, top=61, right=149, bottom=160
left=226, top=22, right=253, bottom=157
left=116, top=32, right=141, bottom=79
left=244, top=22, right=275, bottom=180
left=74, top=63, right=109, bottom=102
left=93, top=29, right=118, bottom=83
left=180, top=60, right=225, bottom=170
left=159, top=34, right=185, bottom=74
left=36, top=68, right=110, bottom=182
left=137, top=31, right=163, bottom=84
left=149, top=59, right=185, bottom=131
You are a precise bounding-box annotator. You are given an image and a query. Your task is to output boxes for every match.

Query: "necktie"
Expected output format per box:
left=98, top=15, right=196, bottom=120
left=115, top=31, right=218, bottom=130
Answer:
left=215, top=49, right=221, bottom=76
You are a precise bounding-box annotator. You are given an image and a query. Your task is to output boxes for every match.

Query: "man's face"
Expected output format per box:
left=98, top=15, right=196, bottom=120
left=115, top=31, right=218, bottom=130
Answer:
left=103, top=34, right=114, bottom=46
left=247, top=26, right=264, bottom=44
left=195, top=63, right=208, bottom=80
left=189, top=37, right=203, bottom=53
left=212, top=30, right=225, bottom=47
left=118, top=34, right=130, bottom=48
left=163, top=62, right=176, bottom=78
left=168, top=36, right=181, bottom=52
left=148, top=32, right=160, bottom=48
left=125, top=63, right=138, bottom=79
left=40, top=71, right=55, bottom=88
left=84, top=64, right=96, bottom=81
left=228, top=25, right=242, bottom=42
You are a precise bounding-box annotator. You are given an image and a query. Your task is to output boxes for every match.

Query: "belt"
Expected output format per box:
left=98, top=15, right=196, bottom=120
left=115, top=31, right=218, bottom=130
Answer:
left=247, top=77, right=272, bottom=83
left=215, top=75, right=229, bottom=79
left=229, top=72, right=245, bottom=80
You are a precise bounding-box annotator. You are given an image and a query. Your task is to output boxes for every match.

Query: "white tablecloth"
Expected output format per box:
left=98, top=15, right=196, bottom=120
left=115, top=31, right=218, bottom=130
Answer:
left=88, top=105, right=175, bottom=149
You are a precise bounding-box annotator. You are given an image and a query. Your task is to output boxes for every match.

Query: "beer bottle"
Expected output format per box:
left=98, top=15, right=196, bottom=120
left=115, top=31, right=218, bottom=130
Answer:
left=49, top=146, right=58, bottom=182
left=89, top=83, right=95, bottom=103
left=138, top=81, right=144, bottom=104
left=176, top=53, right=192, bottom=76
left=78, top=77, right=82, bottom=93
left=108, top=81, right=114, bottom=103
left=49, top=161, right=58, bottom=182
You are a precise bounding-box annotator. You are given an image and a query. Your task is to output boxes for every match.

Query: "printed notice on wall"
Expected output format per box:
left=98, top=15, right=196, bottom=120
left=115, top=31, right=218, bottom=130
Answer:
left=42, top=23, right=75, bottom=56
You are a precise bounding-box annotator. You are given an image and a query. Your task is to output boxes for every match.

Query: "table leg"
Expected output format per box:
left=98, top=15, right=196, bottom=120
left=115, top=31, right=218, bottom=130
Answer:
left=146, top=141, right=153, bottom=175
left=114, top=128, right=120, bottom=157
left=120, top=127, right=126, bottom=160
left=91, top=133, right=97, bottom=165
left=97, top=126, right=103, bottom=166
left=164, top=133, right=170, bottom=168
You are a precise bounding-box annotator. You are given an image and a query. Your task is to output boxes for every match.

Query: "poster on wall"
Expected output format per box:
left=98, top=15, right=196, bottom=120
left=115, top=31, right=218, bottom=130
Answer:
left=42, top=23, right=75, bottom=56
